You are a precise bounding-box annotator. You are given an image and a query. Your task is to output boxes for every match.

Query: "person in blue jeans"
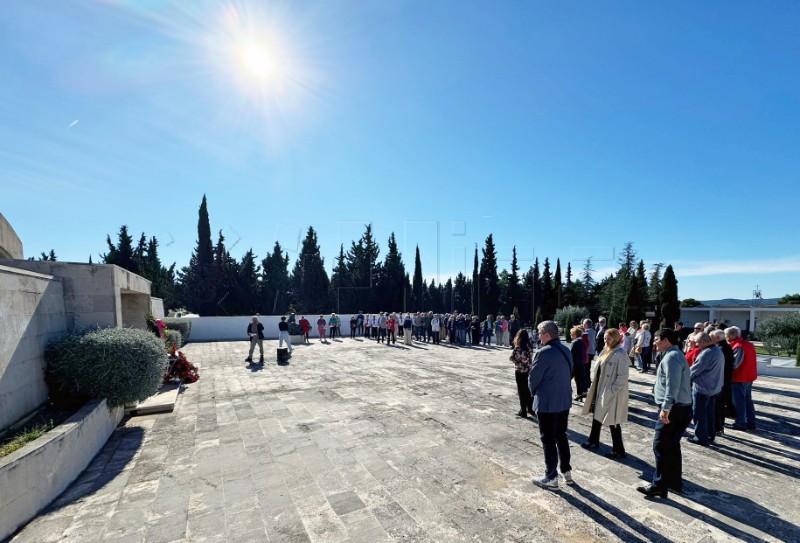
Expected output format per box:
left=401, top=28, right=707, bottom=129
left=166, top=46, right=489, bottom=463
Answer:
left=482, top=315, right=494, bottom=346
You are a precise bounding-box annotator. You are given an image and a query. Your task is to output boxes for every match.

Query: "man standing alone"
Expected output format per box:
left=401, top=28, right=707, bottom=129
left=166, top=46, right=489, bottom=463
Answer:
left=638, top=328, right=692, bottom=498
left=529, top=320, right=574, bottom=489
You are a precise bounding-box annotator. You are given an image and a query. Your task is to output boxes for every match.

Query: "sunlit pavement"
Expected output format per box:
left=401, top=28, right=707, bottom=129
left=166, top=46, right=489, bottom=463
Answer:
left=10, top=339, right=800, bottom=542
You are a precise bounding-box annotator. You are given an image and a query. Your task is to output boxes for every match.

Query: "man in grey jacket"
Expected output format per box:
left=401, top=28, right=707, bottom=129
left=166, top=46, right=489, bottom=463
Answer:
left=638, top=328, right=693, bottom=498
left=688, top=333, right=724, bottom=445
left=529, top=320, right=574, bottom=489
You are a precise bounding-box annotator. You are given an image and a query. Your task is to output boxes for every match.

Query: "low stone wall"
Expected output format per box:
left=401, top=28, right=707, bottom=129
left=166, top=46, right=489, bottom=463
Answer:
left=0, top=399, right=124, bottom=541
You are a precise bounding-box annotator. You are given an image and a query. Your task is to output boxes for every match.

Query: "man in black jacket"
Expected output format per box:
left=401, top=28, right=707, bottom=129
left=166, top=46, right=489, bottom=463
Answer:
left=246, top=316, right=265, bottom=363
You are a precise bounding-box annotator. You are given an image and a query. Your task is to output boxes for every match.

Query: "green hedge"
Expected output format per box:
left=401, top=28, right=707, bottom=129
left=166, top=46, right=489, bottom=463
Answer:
left=164, top=329, right=182, bottom=350
left=163, top=318, right=192, bottom=344
left=45, top=328, right=168, bottom=408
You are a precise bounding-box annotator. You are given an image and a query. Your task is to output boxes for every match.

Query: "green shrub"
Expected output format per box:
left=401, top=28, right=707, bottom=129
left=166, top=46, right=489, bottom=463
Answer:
left=164, top=329, right=182, bottom=350
left=554, top=305, right=589, bottom=339
left=756, top=314, right=800, bottom=355
left=163, top=318, right=192, bottom=344
left=46, top=328, right=168, bottom=408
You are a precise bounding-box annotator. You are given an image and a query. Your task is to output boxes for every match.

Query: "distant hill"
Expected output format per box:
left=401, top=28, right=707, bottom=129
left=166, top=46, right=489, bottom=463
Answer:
left=700, top=298, right=780, bottom=306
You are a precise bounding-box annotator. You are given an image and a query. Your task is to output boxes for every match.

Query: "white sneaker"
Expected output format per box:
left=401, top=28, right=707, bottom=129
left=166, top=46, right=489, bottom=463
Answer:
left=560, top=471, right=574, bottom=485
left=533, top=475, right=558, bottom=489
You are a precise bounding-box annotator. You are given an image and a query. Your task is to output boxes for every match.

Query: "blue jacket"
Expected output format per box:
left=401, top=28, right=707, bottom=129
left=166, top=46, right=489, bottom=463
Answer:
left=691, top=344, right=725, bottom=396
left=528, top=339, right=574, bottom=413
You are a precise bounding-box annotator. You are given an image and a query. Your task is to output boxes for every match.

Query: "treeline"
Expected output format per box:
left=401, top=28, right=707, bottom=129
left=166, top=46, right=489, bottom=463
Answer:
left=100, top=195, right=681, bottom=327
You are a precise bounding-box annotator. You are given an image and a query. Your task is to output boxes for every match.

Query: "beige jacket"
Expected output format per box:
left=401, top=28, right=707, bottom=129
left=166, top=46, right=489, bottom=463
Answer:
left=581, top=346, right=629, bottom=426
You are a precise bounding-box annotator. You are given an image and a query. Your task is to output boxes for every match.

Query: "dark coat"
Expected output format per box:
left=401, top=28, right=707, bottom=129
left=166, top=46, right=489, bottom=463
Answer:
left=528, top=339, right=574, bottom=413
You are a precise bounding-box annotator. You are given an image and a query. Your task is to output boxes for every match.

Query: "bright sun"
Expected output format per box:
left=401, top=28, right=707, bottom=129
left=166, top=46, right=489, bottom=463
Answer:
left=241, top=42, right=277, bottom=80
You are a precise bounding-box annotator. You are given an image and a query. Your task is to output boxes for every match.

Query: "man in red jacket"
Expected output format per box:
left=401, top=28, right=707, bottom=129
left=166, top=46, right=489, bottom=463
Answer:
left=725, top=326, right=758, bottom=430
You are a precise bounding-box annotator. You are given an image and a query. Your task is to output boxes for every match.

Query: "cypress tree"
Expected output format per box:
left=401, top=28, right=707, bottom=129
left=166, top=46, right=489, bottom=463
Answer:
left=471, top=245, right=480, bottom=317
left=554, top=258, right=563, bottom=311
left=541, top=257, right=554, bottom=319
left=412, top=246, right=423, bottom=310
left=661, top=265, right=680, bottom=327
left=377, top=233, right=406, bottom=311
left=506, top=247, right=522, bottom=319
left=262, top=242, right=291, bottom=314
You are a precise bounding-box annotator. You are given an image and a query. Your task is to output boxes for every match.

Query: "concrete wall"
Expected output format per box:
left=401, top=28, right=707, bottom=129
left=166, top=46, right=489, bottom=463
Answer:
left=0, top=399, right=124, bottom=541
left=0, top=265, right=66, bottom=431
left=150, top=297, right=165, bottom=319
left=0, top=213, right=23, bottom=259
left=0, top=261, right=153, bottom=332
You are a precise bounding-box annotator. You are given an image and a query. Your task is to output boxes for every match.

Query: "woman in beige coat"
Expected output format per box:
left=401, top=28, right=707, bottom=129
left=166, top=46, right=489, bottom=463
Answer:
left=580, top=328, right=629, bottom=459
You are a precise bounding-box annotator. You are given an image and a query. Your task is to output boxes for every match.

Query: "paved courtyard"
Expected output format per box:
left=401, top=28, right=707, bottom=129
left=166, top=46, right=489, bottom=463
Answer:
left=10, top=338, right=800, bottom=543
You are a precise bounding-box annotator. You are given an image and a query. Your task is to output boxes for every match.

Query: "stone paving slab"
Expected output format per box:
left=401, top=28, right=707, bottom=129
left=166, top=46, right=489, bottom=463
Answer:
left=8, top=338, right=800, bottom=542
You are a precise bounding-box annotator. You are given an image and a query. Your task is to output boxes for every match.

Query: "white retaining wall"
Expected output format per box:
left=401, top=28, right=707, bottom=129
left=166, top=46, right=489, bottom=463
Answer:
left=184, top=314, right=360, bottom=341
left=0, top=265, right=67, bottom=431
left=0, top=399, right=124, bottom=541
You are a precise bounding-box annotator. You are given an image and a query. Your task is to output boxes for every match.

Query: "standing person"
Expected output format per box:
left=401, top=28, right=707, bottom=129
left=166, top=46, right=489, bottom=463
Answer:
left=482, top=315, right=494, bottom=346
left=431, top=313, right=441, bottom=344
left=595, top=317, right=607, bottom=356
left=456, top=314, right=467, bottom=345
left=447, top=314, right=457, bottom=344
left=385, top=313, right=397, bottom=345
left=688, top=332, right=724, bottom=446
left=349, top=315, right=357, bottom=339
left=470, top=315, right=481, bottom=345
left=413, top=312, right=422, bottom=341
left=331, top=313, right=342, bottom=339
left=638, top=328, right=692, bottom=498
left=298, top=315, right=311, bottom=344
left=627, top=321, right=639, bottom=367
left=511, top=329, right=534, bottom=418
left=317, top=315, right=327, bottom=342
left=582, top=319, right=597, bottom=369
left=581, top=329, right=629, bottom=459
left=495, top=317, right=504, bottom=348
left=635, top=323, right=652, bottom=373
left=528, top=321, right=574, bottom=489
left=570, top=326, right=587, bottom=401
left=278, top=316, right=293, bottom=356
left=500, top=316, right=510, bottom=347
left=422, top=312, right=432, bottom=342
left=378, top=312, right=387, bottom=343
left=711, top=329, right=734, bottom=435
left=726, top=326, right=758, bottom=430
left=403, top=313, right=413, bottom=345
left=245, top=316, right=265, bottom=363
left=356, top=311, right=365, bottom=336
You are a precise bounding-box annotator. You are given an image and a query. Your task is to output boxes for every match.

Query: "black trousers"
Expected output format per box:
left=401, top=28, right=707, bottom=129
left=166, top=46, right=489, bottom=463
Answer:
left=515, top=371, right=532, bottom=412
left=588, top=418, right=625, bottom=453
left=652, top=404, right=692, bottom=490
left=387, top=329, right=395, bottom=344
left=537, top=410, right=571, bottom=479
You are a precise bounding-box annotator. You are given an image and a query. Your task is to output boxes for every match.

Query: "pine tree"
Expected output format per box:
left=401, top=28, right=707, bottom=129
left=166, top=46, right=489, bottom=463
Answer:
left=212, top=230, right=239, bottom=315
left=235, top=249, right=260, bottom=314
left=479, top=234, right=499, bottom=318
left=563, top=262, right=574, bottom=306
left=443, top=278, right=454, bottom=312
left=262, top=241, right=291, bottom=314
left=505, top=247, right=522, bottom=319
left=290, top=226, right=330, bottom=313
left=377, top=233, right=406, bottom=312
left=346, top=224, right=380, bottom=312
left=532, top=259, right=542, bottom=321
left=453, top=272, right=470, bottom=313
left=541, top=257, right=554, bottom=319
left=103, top=225, right=137, bottom=272
left=330, top=244, right=350, bottom=313
left=412, top=246, right=423, bottom=310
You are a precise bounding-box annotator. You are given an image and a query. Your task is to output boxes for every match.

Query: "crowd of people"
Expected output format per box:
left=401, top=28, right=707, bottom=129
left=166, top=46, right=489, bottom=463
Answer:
left=511, top=317, right=758, bottom=496
left=244, top=310, right=759, bottom=498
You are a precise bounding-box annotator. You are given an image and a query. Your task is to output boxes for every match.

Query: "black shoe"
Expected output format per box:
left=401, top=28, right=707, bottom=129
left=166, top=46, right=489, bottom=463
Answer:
left=669, top=484, right=684, bottom=494
left=574, top=394, right=585, bottom=402
left=245, top=358, right=253, bottom=363
left=580, top=442, right=600, bottom=450
left=637, top=484, right=668, bottom=498
left=746, top=424, right=757, bottom=430
left=605, top=451, right=627, bottom=459
left=687, top=437, right=708, bottom=446
left=517, top=410, right=527, bottom=418
left=730, top=424, right=748, bottom=431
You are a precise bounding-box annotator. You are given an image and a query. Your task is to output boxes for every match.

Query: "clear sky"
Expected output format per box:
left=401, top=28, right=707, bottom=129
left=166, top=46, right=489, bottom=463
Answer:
left=2, top=1, right=799, bottom=302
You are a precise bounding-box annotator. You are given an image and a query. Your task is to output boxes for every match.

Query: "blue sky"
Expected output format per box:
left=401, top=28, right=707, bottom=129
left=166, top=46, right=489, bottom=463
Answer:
left=2, top=1, right=799, bottom=301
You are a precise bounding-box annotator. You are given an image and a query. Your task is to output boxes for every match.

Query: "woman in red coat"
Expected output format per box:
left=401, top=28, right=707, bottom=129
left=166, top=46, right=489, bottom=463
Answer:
left=298, top=315, right=311, bottom=344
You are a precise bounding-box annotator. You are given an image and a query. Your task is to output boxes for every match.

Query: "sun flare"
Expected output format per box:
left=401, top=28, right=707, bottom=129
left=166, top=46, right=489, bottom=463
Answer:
left=241, top=42, right=277, bottom=80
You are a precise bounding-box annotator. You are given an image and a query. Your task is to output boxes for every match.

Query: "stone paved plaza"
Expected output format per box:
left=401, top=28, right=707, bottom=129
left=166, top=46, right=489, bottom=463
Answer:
left=10, top=338, right=800, bottom=543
